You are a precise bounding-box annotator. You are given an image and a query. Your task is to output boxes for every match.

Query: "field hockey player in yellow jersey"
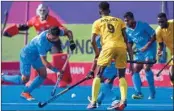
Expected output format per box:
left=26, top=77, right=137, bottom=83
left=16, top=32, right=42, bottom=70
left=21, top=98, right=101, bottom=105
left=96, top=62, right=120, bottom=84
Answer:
left=156, top=13, right=174, bottom=99
left=87, top=1, right=133, bottom=110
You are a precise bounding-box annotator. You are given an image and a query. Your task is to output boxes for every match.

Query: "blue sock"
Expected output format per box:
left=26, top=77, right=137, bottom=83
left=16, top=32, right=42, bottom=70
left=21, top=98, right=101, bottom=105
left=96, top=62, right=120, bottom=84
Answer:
left=23, top=76, right=45, bottom=93
left=145, top=70, right=155, bottom=95
left=97, top=83, right=112, bottom=103
left=132, top=72, right=142, bottom=94
left=2, top=75, right=23, bottom=84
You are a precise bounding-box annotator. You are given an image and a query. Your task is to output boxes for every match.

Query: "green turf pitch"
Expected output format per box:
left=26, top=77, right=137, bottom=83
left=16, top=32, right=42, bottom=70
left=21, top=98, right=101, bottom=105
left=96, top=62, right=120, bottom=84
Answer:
left=1, top=24, right=172, bottom=62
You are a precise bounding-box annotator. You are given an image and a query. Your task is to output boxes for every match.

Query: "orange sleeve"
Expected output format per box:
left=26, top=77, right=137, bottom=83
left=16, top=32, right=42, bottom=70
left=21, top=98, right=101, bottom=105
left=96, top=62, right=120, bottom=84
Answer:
left=52, top=17, right=66, bottom=30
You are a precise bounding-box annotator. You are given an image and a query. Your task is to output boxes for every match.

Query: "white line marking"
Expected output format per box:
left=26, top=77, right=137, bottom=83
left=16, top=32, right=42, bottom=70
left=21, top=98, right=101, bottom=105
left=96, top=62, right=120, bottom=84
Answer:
left=2, top=103, right=173, bottom=107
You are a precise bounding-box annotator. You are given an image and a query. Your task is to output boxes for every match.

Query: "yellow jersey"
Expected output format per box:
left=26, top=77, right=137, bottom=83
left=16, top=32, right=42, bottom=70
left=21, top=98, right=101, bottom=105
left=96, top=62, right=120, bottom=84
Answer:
left=156, top=19, right=174, bottom=55
left=92, top=16, right=126, bottom=49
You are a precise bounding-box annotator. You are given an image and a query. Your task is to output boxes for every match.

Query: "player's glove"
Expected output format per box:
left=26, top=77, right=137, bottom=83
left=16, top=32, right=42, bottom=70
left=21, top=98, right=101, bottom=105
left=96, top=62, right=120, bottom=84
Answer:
left=69, top=40, right=76, bottom=51
left=57, top=70, right=64, bottom=80
left=87, top=71, right=94, bottom=79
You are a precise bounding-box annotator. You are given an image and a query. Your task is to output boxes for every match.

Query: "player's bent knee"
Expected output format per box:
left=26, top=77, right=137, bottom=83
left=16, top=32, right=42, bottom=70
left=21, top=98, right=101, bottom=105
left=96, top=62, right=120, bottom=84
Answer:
left=37, top=67, right=47, bottom=78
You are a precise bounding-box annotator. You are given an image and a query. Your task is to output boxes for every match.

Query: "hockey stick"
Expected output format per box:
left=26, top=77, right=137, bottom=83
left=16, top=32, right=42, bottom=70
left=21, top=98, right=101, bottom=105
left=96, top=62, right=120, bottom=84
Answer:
left=38, top=76, right=91, bottom=108
left=24, top=1, right=30, bottom=45
left=1, top=10, right=8, bottom=35
left=51, top=51, right=72, bottom=96
left=156, top=57, right=173, bottom=77
left=127, top=60, right=157, bottom=64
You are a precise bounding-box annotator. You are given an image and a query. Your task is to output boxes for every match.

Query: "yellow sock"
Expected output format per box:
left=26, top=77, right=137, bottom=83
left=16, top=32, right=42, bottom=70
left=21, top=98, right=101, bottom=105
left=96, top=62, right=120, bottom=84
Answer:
left=92, top=77, right=101, bottom=103
left=119, top=78, right=128, bottom=101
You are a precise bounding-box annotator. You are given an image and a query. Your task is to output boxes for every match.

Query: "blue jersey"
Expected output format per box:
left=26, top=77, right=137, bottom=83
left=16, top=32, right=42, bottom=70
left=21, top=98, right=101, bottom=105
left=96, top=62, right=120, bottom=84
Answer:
left=126, top=21, right=156, bottom=61
left=20, top=30, right=64, bottom=76
left=20, top=30, right=64, bottom=61
left=126, top=21, right=156, bottom=50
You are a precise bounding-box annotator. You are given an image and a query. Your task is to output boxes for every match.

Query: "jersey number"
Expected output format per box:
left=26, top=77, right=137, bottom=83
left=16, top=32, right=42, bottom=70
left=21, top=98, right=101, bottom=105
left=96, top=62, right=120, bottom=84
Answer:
left=107, top=24, right=115, bottom=33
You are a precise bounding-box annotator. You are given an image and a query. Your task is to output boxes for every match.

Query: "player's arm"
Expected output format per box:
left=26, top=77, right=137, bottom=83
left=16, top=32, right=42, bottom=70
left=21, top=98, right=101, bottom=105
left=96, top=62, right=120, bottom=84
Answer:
left=38, top=42, right=59, bottom=72
left=90, top=46, right=102, bottom=72
left=155, top=27, right=164, bottom=56
left=87, top=21, right=100, bottom=78
left=87, top=58, right=97, bottom=78
left=127, top=41, right=134, bottom=59
left=141, top=23, right=156, bottom=52
left=91, top=33, right=100, bottom=59
left=40, top=56, right=59, bottom=72
left=122, top=27, right=134, bottom=72
left=122, top=28, right=133, bottom=61
left=63, top=29, right=76, bottom=51
left=120, top=19, right=134, bottom=61
left=64, top=29, right=73, bottom=41
left=91, top=21, right=100, bottom=59
left=141, top=34, right=156, bottom=52
left=87, top=35, right=100, bottom=78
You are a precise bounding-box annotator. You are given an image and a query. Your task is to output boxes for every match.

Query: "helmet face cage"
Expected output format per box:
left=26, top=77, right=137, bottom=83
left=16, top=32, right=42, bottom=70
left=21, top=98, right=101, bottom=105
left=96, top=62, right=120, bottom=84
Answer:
left=36, top=4, right=49, bottom=20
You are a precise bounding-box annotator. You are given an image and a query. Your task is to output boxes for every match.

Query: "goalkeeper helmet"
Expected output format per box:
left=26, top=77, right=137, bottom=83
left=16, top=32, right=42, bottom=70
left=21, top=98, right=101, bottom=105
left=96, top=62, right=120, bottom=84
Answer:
left=36, top=4, right=49, bottom=20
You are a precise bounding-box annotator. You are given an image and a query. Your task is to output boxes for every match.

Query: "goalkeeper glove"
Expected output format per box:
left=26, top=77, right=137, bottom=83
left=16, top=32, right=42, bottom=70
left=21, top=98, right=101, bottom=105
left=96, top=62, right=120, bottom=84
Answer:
left=69, top=40, right=76, bottom=51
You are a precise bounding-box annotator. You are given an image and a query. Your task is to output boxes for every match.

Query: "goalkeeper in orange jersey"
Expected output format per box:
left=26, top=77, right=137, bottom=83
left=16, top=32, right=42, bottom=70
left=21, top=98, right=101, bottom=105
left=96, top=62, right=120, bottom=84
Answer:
left=156, top=13, right=174, bottom=99
left=3, top=3, right=73, bottom=54
left=87, top=1, right=133, bottom=110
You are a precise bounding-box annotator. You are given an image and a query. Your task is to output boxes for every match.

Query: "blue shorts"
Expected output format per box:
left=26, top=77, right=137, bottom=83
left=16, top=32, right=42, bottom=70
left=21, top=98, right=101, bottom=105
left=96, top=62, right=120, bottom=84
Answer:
left=20, top=52, right=44, bottom=76
left=102, top=62, right=117, bottom=80
left=135, top=47, right=156, bottom=61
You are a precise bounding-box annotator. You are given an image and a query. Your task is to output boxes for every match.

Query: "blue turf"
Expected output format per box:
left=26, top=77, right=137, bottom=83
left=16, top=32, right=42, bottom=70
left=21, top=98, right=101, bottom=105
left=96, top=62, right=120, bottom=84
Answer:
left=1, top=85, right=173, bottom=110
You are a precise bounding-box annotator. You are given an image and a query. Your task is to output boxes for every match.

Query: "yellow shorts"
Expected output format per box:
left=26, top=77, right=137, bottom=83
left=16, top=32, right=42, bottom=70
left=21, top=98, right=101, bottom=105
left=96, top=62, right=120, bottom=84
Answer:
left=97, top=47, right=127, bottom=68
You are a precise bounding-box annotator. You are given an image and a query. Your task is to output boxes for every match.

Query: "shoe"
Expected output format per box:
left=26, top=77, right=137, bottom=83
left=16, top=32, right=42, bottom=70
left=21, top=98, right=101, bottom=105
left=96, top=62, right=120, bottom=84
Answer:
left=87, top=102, right=97, bottom=109
left=1, top=73, right=4, bottom=84
left=87, top=96, right=101, bottom=106
left=148, top=92, right=155, bottom=100
left=132, top=93, right=144, bottom=99
left=148, top=96, right=155, bottom=100
left=107, top=100, right=127, bottom=110
left=20, top=92, right=35, bottom=101
left=1, top=72, right=8, bottom=84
